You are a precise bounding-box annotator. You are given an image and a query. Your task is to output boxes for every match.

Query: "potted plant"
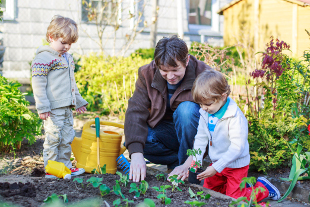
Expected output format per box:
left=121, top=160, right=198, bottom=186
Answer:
left=187, top=148, right=203, bottom=184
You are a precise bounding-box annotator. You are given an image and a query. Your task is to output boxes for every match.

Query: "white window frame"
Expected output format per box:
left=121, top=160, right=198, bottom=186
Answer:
left=81, top=0, right=122, bottom=25
left=1, top=0, right=16, bottom=21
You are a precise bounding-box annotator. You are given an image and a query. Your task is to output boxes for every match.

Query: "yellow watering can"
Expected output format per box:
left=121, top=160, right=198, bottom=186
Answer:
left=71, top=120, right=126, bottom=174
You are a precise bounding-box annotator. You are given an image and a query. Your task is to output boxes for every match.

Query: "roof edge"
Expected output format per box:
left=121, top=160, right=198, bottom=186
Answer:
left=218, top=0, right=310, bottom=15
left=217, top=0, right=243, bottom=15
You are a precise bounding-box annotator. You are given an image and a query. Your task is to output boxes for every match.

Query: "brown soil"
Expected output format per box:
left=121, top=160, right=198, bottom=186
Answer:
left=0, top=171, right=232, bottom=207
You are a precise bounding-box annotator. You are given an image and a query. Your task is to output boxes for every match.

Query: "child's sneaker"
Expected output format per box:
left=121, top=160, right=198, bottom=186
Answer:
left=257, top=177, right=280, bottom=200
left=45, top=173, right=57, bottom=178
left=70, top=168, right=85, bottom=176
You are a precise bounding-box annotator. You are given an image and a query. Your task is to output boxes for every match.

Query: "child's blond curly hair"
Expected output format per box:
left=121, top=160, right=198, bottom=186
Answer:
left=192, top=69, right=231, bottom=103
left=46, top=15, right=78, bottom=44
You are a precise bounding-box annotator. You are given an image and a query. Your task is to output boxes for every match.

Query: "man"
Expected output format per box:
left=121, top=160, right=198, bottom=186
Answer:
left=124, top=35, right=211, bottom=182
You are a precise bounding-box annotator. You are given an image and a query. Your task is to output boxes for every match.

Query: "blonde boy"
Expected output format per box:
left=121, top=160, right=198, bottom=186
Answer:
left=169, top=70, right=280, bottom=202
left=31, top=15, right=88, bottom=178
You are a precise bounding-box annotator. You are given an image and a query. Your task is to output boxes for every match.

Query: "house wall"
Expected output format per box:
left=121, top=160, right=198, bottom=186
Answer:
left=223, top=0, right=255, bottom=49
left=297, top=5, right=310, bottom=57
left=258, top=0, right=293, bottom=52
left=222, top=0, right=310, bottom=58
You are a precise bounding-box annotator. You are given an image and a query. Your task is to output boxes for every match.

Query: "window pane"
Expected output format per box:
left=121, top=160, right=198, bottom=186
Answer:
left=189, top=0, right=211, bottom=26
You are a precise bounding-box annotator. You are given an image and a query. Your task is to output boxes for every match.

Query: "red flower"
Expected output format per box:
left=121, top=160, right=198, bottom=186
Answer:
left=308, top=124, right=310, bottom=135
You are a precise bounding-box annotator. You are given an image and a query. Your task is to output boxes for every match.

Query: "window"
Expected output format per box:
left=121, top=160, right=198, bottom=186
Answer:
left=82, top=0, right=121, bottom=25
left=1, top=0, right=15, bottom=20
left=189, top=0, right=212, bottom=26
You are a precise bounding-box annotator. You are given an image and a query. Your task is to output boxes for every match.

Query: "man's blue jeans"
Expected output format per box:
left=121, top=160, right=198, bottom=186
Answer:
left=143, top=101, right=200, bottom=169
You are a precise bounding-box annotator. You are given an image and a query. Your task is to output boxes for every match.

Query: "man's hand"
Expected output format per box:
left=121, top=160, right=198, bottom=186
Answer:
left=129, top=152, right=146, bottom=182
left=168, top=164, right=189, bottom=181
left=197, top=166, right=217, bottom=181
left=76, top=106, right=87, bottom=114
left=39, top=112, right=50, bottom=120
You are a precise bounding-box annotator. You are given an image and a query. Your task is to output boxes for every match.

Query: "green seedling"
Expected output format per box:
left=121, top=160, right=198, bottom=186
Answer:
left=152, top=185, right=171, bottom=205
left=188, top=187, right=210, bottom=200
left=73, top=178, right=84, bottom=188
left=116, top=171, right=129, bottom=187
left=123, top=198, right=134, bottom=207
left=86, top=177, right=103, bottom=188
left=184, top=200, right=207, bottom=207
left=129, top=180, right=149, bottom=197
left=168, top=174, right=184, bottom=192
left=139, top=180, right=149, bottom=194
left=44, top=193, right=68, bottom=204
left=91, top=164, right=106, bottom=174
left=136, top=198, right=156, bottom=207
left=129, top=183, right=140, bottom=197
left=155, top=173, right=166, bottom=181
left=113, top=198, right=121, bottom=207
left=99, top=184, right=110, bottom=197
left=187, top=149, right=202, bottom=172
left=113, top=180, right=125, bottom=198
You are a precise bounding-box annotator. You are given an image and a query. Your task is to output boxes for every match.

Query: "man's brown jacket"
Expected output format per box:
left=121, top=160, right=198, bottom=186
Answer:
left=124, top=55, right=211, bottom=157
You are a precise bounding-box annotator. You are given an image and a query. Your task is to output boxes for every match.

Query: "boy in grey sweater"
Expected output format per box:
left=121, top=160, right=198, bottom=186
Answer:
left=31, top=15, right=88, bottom=178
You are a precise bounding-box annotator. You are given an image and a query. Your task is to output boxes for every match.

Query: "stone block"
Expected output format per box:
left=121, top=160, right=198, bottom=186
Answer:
left=28, top=0, right=41, bottom=9
left=29, top=9, right=42, bottom=22
left=18, top=22, right=34, bottom=34
left=7, top=48, right=23, bottom=61
left=40, top=0, right=55, bottom=9
left=30, top=22, right=46, bottom=36
left=16, top=8, right=31, bottom=22
left=7, top=34, right=21, bottom=47
left=21, top=48, right=37, bottom=62
left=17, top=0, right=30, bottom=8
left=3, top=23, right=20, bottom=34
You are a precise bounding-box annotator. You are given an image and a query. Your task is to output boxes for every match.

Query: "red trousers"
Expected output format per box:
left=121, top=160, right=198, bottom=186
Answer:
left=203, top=165, right=269, bottom=202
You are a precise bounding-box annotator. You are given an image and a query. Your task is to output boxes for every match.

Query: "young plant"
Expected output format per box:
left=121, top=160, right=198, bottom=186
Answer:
left=139, top=180, right=149, bottom=195
left=155, top=173, right=166, bottom=181
left=229, top=177, right=267, bottom=207
left=278, top=142, right=310, bottom=202
left=168, top=174, right=184, bottom=192
left=184, top=200, right=207, bottom=207
left=44, top=193, right=68, bottom=204
left=99, top=184, right=110, bottom=197
left=137, top=198, right=156, bottom=207
left=113, top=198, right=134, bottom=207
left=129, top=180, right=149, bottom=197
left=86, top=177, right=103, bottom=188
left=187, top=149, right=202, bottom=172
left=91, top=164, right=106, bottom=174
left=116, top=171, right=129, bottom=187
left=152, top=185, right=171, bottom=205
left=188, top=187, right=210, bottom=200
left=113, top=180, right=125, bottom=198
left=73, top=177, right=84, bottom=188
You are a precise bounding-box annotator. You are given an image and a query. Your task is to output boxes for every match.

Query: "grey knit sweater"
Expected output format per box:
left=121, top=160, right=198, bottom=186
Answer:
left=31, top=46, right=87, bottom=114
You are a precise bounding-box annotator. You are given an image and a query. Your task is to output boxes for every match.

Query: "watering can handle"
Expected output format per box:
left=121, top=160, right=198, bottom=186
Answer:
left=83, top=120, right=124, bottom=130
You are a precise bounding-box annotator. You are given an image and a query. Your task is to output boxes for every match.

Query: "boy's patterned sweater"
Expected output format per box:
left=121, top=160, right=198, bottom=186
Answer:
left=31, top=46, right=87, bottom=114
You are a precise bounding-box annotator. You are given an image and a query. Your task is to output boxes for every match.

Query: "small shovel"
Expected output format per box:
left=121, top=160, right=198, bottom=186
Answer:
left=95, top=115, right=101, bottom=174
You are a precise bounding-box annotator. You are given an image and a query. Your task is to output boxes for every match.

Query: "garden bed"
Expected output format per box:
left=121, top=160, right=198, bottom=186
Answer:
left=0, top=168, right=233, bottom=207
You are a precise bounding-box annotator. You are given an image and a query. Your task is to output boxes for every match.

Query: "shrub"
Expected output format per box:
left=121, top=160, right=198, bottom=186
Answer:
left=131, top=48, right=154, bottom=60
left=0, top=76, right=42, bottom=151
left=244, top=38, right=310, bottom=172
left=75, top=53, right=152, bottom=119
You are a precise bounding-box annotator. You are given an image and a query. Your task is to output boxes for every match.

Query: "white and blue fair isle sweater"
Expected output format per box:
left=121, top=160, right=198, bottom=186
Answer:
left=31, top=46, right=88, bottom=114
left=193, top=97, right=250, bottom=173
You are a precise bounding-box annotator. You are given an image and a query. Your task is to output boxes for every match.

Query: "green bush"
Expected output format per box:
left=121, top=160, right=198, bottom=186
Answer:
left=243, top=39, right=310, bottom=172
left=75, top=53, right=152, bottom=119
left=0, top=76, right=42, bottom=151
left=131, top=48, right=155, bottom=60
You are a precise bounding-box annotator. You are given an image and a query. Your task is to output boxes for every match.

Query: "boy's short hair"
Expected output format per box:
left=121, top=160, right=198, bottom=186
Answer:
left=192, top=70, right=231, bottom=103
left=46, top=15, right=78, bottom=44
left=154, top=35, right=188, bottom=69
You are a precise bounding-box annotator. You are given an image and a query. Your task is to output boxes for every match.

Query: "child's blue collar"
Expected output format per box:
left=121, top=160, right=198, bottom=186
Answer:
left=208, top=98, right=230, bottom=119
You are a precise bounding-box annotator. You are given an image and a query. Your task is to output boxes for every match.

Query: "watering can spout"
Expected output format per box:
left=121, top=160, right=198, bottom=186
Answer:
left=71, top=120, right=125, bottom=174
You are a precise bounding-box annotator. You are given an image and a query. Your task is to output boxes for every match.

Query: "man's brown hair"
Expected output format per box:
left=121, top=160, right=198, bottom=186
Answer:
left=192, top=70, right=231, bottom=103
left=46, top=15, right=78, bottom=44
left=154, top=35, right=188, bottom=68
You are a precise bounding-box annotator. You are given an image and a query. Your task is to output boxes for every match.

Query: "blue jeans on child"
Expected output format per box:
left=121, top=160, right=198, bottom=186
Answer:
left=143, top=101, right=200, bottom=169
